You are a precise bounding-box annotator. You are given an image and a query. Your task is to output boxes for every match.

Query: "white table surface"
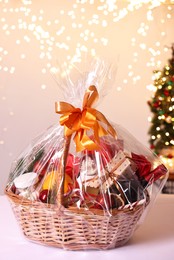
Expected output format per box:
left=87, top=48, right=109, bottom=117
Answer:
left=0, top=194, right=174, bottom=260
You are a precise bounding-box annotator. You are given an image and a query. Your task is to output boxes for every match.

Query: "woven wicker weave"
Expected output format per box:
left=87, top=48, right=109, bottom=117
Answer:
left=5, top=189, right=148, bottom=250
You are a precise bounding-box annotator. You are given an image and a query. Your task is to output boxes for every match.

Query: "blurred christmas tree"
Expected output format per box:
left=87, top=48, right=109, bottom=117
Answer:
left=148, top=44, right=174, bottom=173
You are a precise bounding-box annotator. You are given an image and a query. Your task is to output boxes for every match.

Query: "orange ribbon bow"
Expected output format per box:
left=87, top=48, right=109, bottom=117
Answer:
left=55, top=85, right=116, bottom=152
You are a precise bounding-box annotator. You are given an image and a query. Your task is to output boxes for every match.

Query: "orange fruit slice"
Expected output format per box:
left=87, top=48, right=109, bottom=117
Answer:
left=42, top=171, right=56, bottom=190
left=42, top=171, right=73, bottom=193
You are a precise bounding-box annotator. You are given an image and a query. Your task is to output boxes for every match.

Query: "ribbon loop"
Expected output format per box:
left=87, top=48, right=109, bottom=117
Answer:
left=55, top=85, right=116, bottom=152
left=82, top=85, right=99, bottom=108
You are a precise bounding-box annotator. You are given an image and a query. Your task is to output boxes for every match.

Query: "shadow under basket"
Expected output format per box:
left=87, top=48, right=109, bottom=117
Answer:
left=5, top=189, right=149, bottom=250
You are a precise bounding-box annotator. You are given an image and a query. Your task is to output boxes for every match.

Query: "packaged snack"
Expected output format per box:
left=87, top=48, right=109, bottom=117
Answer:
left=5, top=58, right=168, bottom=250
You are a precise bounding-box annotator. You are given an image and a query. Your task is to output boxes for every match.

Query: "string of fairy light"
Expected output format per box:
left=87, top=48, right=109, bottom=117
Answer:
left=0, top=0, right=174, bottom=83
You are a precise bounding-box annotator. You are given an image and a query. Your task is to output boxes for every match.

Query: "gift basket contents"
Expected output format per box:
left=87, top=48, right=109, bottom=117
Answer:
left=5, top=59, right=168, bottom=250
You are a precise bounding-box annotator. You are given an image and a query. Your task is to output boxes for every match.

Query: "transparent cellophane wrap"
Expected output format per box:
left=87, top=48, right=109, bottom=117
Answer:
left=5, top=59, right=168, bottom=250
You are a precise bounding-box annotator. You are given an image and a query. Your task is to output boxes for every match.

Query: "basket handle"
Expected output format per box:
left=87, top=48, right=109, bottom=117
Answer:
left=57, top=135, right=72, bottom=208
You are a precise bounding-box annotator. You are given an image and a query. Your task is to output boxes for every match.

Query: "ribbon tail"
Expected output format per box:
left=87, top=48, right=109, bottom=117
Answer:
left=93, top=121, right=107, bottom=143
left=64, top=125, right=74, bottom=137
left=94, top=110, right=117, bottom=138
left=83, top=85, right=99, bottom=108
left=74, top=129, right=99, bottom=152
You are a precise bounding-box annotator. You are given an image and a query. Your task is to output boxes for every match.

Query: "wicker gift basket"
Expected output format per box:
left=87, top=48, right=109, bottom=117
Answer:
left=5, top=59, right=168, bottom=250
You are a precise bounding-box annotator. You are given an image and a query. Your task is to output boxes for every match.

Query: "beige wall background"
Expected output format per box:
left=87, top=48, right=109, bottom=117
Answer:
left=0, top=1, right=174, bottom=194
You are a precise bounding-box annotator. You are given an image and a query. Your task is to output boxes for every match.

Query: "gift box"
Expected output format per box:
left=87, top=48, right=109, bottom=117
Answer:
left=5, top=58, right=168, bottom=250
